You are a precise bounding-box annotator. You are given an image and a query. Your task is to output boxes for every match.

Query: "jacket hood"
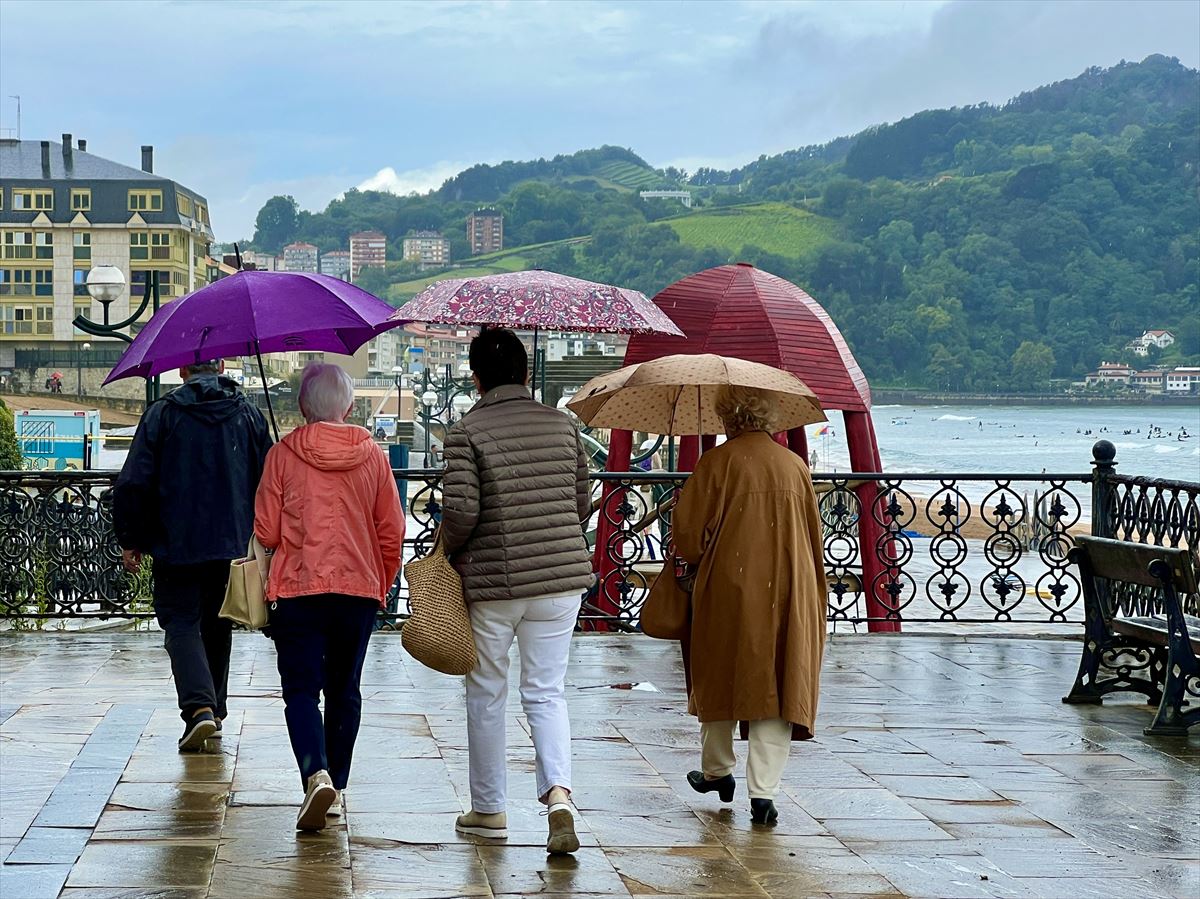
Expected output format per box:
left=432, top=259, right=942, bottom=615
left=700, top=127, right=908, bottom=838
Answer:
left=281, top=421, right=378, bottom=471
left=164, top=374, right=246, bottom=423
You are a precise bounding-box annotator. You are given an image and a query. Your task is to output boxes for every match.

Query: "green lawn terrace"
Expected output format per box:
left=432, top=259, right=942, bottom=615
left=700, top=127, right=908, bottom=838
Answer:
left=1, top=632, right=1196, bottom=898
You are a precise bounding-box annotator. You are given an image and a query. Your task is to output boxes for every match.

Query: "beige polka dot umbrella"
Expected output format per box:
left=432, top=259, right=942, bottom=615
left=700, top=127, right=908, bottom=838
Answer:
left=567, top=353, right=826, bottom=435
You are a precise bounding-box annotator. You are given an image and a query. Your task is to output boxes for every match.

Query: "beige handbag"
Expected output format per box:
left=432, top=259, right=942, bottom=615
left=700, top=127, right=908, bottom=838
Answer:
left=220, top=536, right=271, bottom=630
left=401, top=530, right=478, bottom=675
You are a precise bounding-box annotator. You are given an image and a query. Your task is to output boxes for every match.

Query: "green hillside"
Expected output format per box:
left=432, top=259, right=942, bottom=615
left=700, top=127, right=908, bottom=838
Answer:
left=251, top=56, right=1200, bottom=390
left=664, top=203, right=840, bottom=257
left=596, top=160, right=664, bottom=190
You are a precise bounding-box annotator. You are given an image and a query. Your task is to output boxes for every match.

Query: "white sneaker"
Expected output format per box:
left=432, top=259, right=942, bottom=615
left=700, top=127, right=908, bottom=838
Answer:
left=545, top=787, right=579, bottom=855
left=328, top=790, right=343, bottom=818
left=297, top=771, right=336, bottom=831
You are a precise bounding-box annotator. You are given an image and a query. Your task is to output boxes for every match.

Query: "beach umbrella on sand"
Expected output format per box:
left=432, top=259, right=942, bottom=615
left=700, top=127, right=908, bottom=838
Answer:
left=390, top=270, right=683, bottom=392
left=103, top=271, right=399, bottom=438
left=567, top=353, right=826, bottom=435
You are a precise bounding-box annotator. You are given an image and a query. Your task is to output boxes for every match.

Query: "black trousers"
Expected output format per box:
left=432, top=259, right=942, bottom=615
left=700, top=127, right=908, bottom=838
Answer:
left=269, top=595, right=377, bottom=790
left=153, top=560, right=234, bottom=723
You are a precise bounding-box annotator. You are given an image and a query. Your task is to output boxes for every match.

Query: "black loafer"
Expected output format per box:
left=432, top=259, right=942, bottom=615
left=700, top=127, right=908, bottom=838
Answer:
left=686, top=771, right=736, bottom=803
left=750, top=798, right=779, bottom=825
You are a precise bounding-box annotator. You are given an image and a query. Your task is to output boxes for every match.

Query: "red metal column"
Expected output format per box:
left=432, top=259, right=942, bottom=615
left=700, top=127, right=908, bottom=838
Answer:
left=678, top=435, right=700, bottom=471
left=788, top=427, right=809, bottom=462
left=591, top=428, right=634, bottom=630
left=845, top=411, right=900, bottom=632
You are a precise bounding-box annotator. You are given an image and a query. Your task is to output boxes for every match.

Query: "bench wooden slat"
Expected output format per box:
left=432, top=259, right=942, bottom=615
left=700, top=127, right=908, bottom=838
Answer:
left=1112, top=614, right=1200, bottom=654
left=1074, top=535, right=1198, bottom=593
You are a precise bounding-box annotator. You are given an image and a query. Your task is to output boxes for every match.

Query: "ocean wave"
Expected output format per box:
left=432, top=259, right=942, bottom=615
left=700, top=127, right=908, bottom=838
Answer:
left=1153, top=445, right=1182, bottom=454
left=936, top=414, right=976, bottom=421
left=872, top=404, right=902, bottom=409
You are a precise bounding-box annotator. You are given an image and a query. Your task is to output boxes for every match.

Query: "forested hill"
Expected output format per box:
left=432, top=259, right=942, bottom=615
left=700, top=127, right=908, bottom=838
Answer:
left=249, top=55, right=1199, bottom=390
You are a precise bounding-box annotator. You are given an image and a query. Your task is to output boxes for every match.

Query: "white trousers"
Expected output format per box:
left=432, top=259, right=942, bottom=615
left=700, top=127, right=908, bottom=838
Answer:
left=701, top=718, right=793, bottom=800
left=466, top=594, right=578, bottom=813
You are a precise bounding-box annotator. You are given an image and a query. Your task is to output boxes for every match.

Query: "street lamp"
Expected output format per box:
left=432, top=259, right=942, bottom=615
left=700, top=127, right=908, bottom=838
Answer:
left=419, top=388, right=438, bottom=465
left=390, top=365, right=405, bottom=444
left=77, top=341, right=91, bottom=396
left=84, top=265, right=125, bottom=310
left=451, top=392, right=473, bottom=422
left=79, top=265, right=163, bottom=407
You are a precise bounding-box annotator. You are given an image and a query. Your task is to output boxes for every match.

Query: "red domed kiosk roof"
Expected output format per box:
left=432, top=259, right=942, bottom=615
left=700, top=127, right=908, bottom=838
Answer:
left=625, top=263, right=871, bottom=412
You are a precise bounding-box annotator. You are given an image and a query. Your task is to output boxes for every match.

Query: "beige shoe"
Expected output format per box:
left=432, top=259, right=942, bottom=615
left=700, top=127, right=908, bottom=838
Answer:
left=297, top=771, right=336, bottom=831
left=328, top=790, right=343, bottom=818
left=455, top=810, right=508, bottom=839
left=545, top=788, right=579, bottom=855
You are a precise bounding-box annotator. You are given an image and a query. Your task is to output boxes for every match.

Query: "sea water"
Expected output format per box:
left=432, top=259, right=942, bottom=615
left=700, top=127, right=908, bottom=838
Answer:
left=807, top=403, right=1199, bottom=481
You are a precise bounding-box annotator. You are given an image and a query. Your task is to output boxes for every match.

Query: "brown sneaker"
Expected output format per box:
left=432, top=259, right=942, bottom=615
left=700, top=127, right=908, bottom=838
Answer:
left=297, top=771, right=336, bottom=831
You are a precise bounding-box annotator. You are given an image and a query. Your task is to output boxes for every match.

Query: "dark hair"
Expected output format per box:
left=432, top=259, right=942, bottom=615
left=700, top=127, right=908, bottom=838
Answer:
left=469, top=328, right=528, bottom=392
left=183, top=361, right=220, bottom=377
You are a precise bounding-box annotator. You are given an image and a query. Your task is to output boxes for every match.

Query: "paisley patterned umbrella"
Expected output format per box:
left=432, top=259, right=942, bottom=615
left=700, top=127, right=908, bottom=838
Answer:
left=390, top=270, right=684, bottom=336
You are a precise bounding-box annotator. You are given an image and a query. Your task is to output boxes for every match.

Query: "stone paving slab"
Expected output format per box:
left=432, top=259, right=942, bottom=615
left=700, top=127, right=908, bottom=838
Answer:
left=1, top=632, right=1197, bottom=898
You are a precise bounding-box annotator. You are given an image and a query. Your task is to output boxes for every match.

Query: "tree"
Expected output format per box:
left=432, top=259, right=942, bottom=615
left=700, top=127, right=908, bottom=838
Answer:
left=253, top=196, right=300, bottom=253
left=0, top=397, right=21, bottom=470
left=1009, top=341, right=1056, bottom=393
left=353, top=266, right=391, bottom=298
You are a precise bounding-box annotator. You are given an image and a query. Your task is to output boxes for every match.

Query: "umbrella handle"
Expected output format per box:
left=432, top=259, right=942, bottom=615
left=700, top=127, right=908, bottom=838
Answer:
left=255, top=343, right=280, bottom=442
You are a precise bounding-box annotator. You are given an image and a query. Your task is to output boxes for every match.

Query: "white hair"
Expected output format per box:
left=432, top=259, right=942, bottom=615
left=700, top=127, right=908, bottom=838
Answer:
left=299, top=363, right=354, bottom=424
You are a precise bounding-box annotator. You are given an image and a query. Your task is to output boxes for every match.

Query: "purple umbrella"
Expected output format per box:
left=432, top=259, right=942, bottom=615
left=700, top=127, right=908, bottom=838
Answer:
left=104, top=271, right=401, bottom=436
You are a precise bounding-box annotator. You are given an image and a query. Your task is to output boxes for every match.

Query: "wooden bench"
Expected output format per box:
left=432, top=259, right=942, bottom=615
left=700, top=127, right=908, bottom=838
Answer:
left=1063, top=535, right=1200, bottom=736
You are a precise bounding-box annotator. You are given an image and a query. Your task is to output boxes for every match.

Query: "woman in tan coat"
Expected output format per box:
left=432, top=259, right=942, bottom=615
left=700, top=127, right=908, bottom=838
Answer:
left=672, top=386, right=827, bottom=826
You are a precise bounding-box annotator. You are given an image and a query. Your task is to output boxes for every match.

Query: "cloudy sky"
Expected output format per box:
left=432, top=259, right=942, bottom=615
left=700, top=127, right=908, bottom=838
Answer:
left=1, top=0, right=1196, bottom=240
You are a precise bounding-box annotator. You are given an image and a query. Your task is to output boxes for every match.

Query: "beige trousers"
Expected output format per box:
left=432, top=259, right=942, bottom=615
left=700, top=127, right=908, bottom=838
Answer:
left=700, top=718, right=793, bottom=800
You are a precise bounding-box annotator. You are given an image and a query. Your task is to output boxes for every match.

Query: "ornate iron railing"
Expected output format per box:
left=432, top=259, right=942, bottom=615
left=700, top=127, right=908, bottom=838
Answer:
left=1093, top=442, right=1200, bottom=617
left=2, top=443, right=1196, bottom=628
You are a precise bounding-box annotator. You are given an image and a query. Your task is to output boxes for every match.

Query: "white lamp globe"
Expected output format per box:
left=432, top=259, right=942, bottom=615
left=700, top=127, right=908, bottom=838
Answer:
left=86, top=266, right=125, bottom=303
left=420, top=389, right=438, bottom=408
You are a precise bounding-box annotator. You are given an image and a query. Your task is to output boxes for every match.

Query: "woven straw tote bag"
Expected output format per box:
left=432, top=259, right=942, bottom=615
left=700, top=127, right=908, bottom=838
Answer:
left=401, top=530, right=478, bottom=675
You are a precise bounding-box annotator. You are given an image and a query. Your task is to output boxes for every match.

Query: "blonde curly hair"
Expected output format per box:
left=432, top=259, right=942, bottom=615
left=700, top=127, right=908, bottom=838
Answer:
left=714, top=386, right=778, bottom=436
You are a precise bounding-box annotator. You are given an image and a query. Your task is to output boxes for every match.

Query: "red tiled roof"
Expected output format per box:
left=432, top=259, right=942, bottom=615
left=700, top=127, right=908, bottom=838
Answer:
left=625, top=263, right=871, bottom=412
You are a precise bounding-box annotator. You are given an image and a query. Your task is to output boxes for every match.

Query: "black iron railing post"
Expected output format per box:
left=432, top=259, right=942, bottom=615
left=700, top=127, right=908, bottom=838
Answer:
left=1090, top=439, right=1117, bottom=539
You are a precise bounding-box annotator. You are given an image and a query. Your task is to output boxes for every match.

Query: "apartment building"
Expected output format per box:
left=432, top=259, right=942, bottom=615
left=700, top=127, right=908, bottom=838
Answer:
left=402, top=230, right=450, bottom=270
left=320, top=250, right=351, bottom=280
left=281, top=241, right=319, bottom=273
left=350, top=230, right=387, bottom=280
left=467, top=208, right=503, bottom=255
left=0, top=136, right=213, bottom=359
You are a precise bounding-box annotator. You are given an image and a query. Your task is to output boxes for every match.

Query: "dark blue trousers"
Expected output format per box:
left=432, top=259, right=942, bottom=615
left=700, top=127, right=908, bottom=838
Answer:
left=153, top=560, right=233, bottom=723
left=269, top=595, right=377, bottom=790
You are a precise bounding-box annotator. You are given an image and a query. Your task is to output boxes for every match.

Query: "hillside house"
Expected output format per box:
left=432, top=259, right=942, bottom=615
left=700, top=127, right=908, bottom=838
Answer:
left=1125, top=329, right=1176, bottom=356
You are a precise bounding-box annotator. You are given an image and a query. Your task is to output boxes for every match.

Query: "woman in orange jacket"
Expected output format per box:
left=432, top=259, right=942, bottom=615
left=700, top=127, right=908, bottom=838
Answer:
left=254, top=363, right=405, bottom=831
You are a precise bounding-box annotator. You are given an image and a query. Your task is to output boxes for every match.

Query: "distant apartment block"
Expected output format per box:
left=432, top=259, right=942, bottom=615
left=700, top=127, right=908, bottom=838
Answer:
left=320, top=250, right=351, bottom=280
left=402, top=231, right=451, bottom=270
left=281, top=242, right=318, bottom=273
left=0, top=135, right=213, bottom=353
left=467, top=209, right=503, bottom=256
left=243, top=250, right=278, bottom=271
left=350, top=231, right=387, bottom=280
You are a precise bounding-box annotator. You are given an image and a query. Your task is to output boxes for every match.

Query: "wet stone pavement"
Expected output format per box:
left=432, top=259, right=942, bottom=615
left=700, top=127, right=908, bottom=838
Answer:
left=1, top=632, right=1197, bottom=899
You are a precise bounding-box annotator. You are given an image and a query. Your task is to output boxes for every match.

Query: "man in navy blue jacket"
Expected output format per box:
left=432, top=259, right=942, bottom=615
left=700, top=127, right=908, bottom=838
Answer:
left=113, top=360, right=271, bottom=750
